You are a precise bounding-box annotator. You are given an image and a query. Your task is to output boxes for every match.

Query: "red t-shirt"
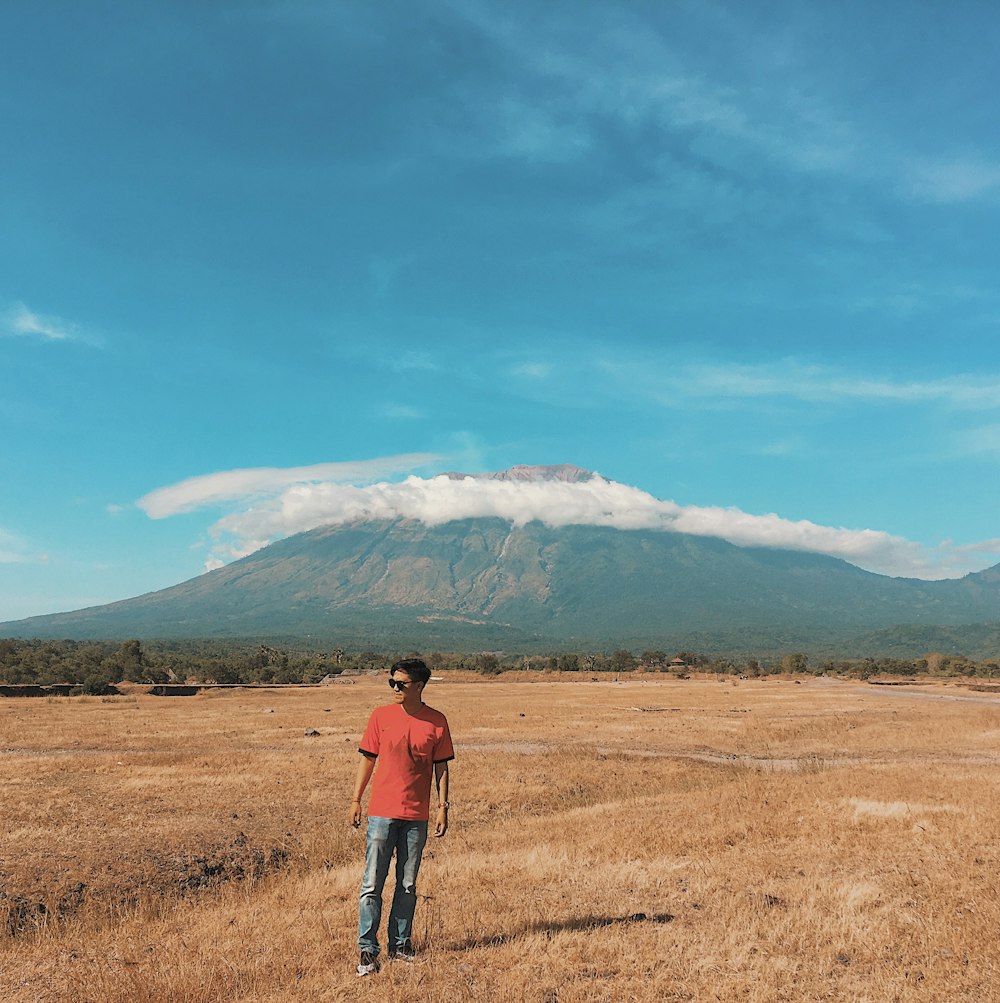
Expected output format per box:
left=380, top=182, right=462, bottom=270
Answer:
left=360, top=703, right=455, bottom=821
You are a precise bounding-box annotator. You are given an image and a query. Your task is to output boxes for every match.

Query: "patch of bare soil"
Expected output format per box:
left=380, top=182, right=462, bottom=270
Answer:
left=0, top=833, right=289, bottom=937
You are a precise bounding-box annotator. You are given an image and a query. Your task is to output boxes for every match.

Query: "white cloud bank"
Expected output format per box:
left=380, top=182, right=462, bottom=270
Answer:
left=140, top=463, right=999, bottom=580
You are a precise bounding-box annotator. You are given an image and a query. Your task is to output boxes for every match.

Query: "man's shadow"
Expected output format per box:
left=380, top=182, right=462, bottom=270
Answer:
left=450, top=912, right=674, bottom=951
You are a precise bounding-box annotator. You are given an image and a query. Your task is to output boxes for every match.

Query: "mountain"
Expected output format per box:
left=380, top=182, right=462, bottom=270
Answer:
left=442, top=463, right=596, bottom=483
left=4, top=513, right=1000, bottom=655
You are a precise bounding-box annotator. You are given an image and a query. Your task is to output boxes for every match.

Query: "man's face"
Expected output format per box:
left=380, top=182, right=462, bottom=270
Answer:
left=389, top=669, right=417, bottom=702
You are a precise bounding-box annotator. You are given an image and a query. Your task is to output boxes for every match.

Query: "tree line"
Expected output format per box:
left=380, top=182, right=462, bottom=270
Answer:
left=459, top=649, right=1000, bottom=678
left=0, top=639, right=365, bottom=694
left=2, top=638, right=999, bottom=693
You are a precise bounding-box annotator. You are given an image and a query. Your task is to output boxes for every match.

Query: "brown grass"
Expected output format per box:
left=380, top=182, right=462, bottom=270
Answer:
left=1, top=674, right=998, bottom=1001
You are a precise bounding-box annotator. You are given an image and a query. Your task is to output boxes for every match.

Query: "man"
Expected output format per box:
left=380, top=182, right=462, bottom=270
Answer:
left=349, top=657, right=454, bottom=977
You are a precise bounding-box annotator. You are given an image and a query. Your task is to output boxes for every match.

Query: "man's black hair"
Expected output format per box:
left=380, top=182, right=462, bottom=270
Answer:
left=390, top=657, right=431, bottom=685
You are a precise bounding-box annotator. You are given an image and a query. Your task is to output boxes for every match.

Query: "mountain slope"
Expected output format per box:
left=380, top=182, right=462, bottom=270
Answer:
left=3, top=518, right=1000, bottom=651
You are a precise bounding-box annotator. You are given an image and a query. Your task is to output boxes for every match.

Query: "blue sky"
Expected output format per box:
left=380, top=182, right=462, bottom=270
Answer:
left=3, top=0, right=1000, bottom=621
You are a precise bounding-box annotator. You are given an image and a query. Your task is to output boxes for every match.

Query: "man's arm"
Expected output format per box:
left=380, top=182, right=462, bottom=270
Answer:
left=349, top=753, right=376, bottom=828
left=433, top=761, right=450, bottom=837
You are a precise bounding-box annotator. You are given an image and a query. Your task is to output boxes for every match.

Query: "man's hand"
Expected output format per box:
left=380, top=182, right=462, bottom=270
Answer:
left=434, top=805, right=448, bottom=838
left=351, top=755, right=375, bottom=829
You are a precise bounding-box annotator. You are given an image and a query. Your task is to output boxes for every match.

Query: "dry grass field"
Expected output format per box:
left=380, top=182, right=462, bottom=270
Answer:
left=1, top=672, right=999, bottom=1002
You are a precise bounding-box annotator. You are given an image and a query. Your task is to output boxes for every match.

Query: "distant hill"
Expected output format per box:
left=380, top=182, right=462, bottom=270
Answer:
left=4, top=516, right=1000, bottom=656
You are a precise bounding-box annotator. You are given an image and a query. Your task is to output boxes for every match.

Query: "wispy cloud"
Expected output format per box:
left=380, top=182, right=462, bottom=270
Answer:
left=754, top=438, right=807, bottom=457
left=137, top=453, right=443, bottom=519
left=2, top=302, right=78, bottom=342
left=510, top=362, right=553, bottom=380
left=908, top=158, right=1000, bottom=203
left=0, top=528, right=46, bottom=565
left=954, top=424, right=1000, bottom=457
left=389, top=351, right=439, bottom=373
left=382, top=404, right=426, bottom=419
left=845, top=280, right=995, bottom=320
left=447, top=3, right=999, bottom=217
left=445, top=4, right=860, bottom=186
left=492, top=96, right=592, bottom=163
left=143, top=465, right=996, bottom=581
left=601, top=358, right=1000, bottom=410
left=263, top=1, right=998, bottom=215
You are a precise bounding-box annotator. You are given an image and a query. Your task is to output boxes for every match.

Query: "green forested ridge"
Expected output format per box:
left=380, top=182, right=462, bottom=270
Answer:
left=2, top=518, right=999, bottom=656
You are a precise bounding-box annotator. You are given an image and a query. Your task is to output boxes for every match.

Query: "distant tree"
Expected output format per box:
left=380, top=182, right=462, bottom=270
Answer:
left=302, top=661, right=328, bottom=684
left=79, top=671, right=116, bottom=696
left=610, top=649, right=636, bottom=673
left=710, top=658, right=737, bottom=674
left=272, top=661, right=301, bottom=684
left=780, top=652, right=809, bottom=674
left=107, top=639, right=145, bottom=682
left=557, top=653, right=580, bottom=672
left=473, top=653, right=501, bottom=675
left=203, top=659, right=243, bottom=684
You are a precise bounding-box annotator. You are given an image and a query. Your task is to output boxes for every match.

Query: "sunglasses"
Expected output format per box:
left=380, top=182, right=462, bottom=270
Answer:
left=388, top=678, right=413, bottom=691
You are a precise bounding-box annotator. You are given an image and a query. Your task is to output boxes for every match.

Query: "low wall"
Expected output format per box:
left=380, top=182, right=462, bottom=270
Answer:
left=0, top=683, right=103, bottom=697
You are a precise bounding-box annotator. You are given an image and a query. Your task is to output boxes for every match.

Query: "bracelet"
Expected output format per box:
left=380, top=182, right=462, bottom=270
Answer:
left=438, top=801, right=450, bottom=809
left=351, top=798, right=361, bottom=804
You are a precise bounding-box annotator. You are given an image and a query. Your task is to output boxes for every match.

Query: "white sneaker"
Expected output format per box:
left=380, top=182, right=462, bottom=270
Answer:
left=357, top=951, right=379, bottom=977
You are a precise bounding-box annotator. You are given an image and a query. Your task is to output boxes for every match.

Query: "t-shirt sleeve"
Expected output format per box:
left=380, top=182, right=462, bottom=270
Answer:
left=359, top=710, right=380, bottom=758
left=433, top=717, right=455, bottom=763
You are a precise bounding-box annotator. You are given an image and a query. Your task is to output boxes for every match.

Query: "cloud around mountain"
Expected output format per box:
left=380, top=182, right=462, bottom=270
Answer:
left=137, top=453, right=444, bottom=519
left=138, top=462, right=1000, bottom=581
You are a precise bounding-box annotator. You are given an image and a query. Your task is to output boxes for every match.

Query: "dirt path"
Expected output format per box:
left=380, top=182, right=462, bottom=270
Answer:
left=814, top=676, right=1000, bottom=706
left=460, top=738, right=1000, bottom=769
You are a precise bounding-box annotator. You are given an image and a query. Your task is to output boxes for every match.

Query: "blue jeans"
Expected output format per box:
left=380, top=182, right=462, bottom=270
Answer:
left=358, top=816, right=429, bottom=955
